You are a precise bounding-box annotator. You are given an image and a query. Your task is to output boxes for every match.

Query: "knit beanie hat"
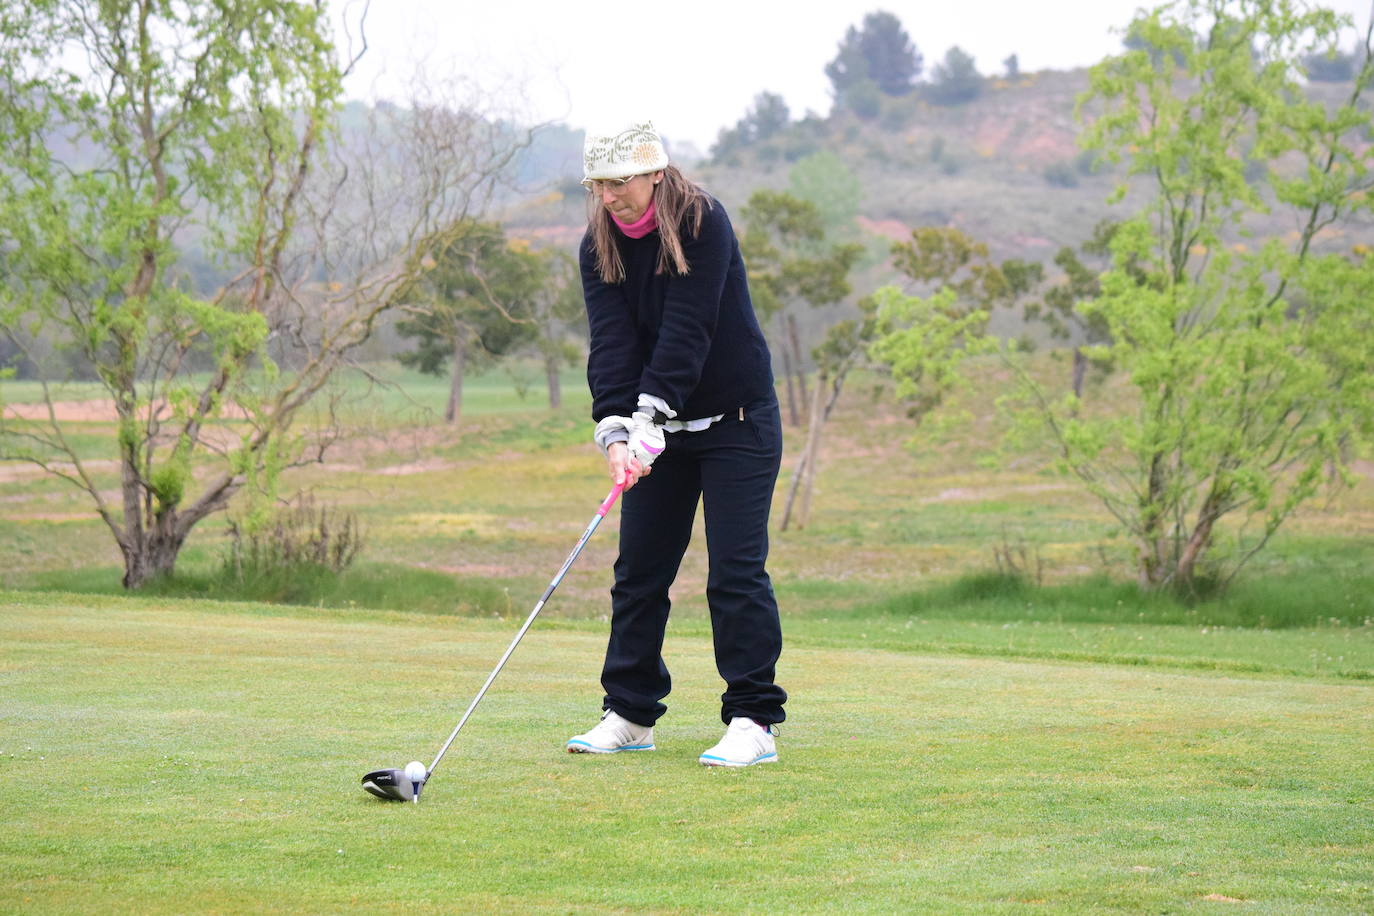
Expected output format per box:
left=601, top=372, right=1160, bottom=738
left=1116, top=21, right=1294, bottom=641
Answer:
left=582, top=120, right=670, bottom=181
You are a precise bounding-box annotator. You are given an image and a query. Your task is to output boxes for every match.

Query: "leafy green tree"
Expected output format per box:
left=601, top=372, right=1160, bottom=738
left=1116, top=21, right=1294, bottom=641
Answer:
left=1014, top=0, right=1374, bottom=592
left=869, top=286, right=996, bottom=425
left=925, top=46, right=984, bottom=106
left=779, top=296, right=879, bottom=531
left=0, top=2, right=526, bottom=587
left=872, top=227, right=1027, bottom=425
left=0, top=0, right=339, bottom=588
left=826, top=10, right=922, bottom=104
left=522, top=246, right=584, bottom=410
left=787, top=150, right=862, bottom=242
left=396, top=222, right=541, bottom=423
left=741, top=191, right=862, bottom=428
left=1022, top=221, right=1125, bottom=397
left=1122, top=17, right=1193, bottom=65
left=890, top=227, right=1017, bottom=305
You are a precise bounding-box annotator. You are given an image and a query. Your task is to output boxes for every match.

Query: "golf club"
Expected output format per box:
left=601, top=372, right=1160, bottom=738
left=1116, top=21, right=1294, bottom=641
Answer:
left=362, top=480, right=626, bottom=802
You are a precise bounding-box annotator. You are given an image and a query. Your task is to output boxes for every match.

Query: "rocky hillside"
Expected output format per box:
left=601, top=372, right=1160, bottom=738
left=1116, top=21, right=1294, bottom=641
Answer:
left=506, top=66, right=1368, bottom=271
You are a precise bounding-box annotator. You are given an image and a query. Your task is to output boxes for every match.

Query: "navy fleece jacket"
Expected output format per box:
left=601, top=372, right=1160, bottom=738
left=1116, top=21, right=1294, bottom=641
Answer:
left=581, top=197, right=774, bottom=422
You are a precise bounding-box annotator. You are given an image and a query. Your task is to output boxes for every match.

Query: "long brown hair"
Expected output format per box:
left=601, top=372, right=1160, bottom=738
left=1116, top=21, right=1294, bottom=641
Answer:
left=586, top=164, right=711, bottom=284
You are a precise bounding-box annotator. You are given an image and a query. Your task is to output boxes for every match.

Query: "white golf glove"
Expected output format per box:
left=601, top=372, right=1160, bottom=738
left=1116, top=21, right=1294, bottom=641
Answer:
left=626, top=410, right=666, bottom=470
left=593, top=413, right=666, bottom=471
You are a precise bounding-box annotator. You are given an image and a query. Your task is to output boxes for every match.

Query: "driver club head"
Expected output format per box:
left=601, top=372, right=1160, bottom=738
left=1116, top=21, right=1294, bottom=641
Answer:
left=361, top=768, right=423, bottom=802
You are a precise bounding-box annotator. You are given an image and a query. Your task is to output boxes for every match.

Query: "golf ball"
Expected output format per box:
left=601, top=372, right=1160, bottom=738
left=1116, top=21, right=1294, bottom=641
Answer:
left=404, top=761, right=426, bottom=783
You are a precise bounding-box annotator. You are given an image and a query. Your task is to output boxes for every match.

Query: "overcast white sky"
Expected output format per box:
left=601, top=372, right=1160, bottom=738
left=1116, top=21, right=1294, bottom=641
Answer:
left=331, top=0, right=1374, bottom=152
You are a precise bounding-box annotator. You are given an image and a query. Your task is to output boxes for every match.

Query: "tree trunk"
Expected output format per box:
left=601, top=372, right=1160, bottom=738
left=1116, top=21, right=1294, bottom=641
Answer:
left=1072, top=346, right=1087, bottom=398
left=778, top=316, right=799, bottom=427
left=787, top=314, right=807, bottom=429
left=796, top=372, right=828, bottom=528
left=1175, top=490, right=1225, bottom=594
left=445, top=337, right=466, bottom=424
left=122, top=528, right=187, bottom=588
left=780, top=449, right=806, bottom=532
left=1137, top=453, right=1169, bottom=589
left=544, top=352, right=561, bottom=410
left=119, top=498, right=193, bottom=588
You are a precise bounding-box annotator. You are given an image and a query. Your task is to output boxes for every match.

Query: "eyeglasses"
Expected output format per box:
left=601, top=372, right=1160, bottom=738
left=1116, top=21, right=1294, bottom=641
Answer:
left=581, top=174, right=641, bottom=193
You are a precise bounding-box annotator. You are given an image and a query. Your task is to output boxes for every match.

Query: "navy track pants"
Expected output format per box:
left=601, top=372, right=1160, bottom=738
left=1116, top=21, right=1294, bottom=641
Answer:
left=601, top=397, right=787, bottom=727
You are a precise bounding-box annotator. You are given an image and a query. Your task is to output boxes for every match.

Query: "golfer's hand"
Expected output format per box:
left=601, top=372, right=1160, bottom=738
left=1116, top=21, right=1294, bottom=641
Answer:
left=626, top=411, right=666, bottom=470
left=607, top=442, right=648, bottom=491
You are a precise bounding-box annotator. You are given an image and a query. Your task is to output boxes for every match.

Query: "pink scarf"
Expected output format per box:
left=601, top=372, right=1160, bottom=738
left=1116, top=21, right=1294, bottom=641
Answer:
left=611, top=200, right=658, bottom=239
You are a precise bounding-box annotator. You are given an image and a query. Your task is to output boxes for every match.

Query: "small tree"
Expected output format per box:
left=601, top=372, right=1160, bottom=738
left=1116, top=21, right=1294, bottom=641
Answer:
left=826, top=10, right=923, bottom=102
left=787, top=150, right=863, bottom=242
left=926, top=46, right=984, bottom=106
left=0, top=2, right=530, bottom=587
left=1013, top=0, right=1374, bottom=592
left=1022, top=220, right=1124, bottom=397
left=396, top=222, right=541, bottom=424
left=711, top=91, right=791, bottom=161
left=522, top=247, right=584, bottom=410
left=869, top=286, right=996, bottom=426
left=891, top=227, right=1015, bottom=306
left=740, top=192, right=861, bottom=428
left=873, top=227, right=1025, bottom=424
left=779, top=300, right=878, bottom=531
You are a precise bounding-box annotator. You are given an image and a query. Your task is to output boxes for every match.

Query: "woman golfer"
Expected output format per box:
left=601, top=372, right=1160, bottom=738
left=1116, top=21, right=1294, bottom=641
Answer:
left=566, top=120, right=786, bottom=767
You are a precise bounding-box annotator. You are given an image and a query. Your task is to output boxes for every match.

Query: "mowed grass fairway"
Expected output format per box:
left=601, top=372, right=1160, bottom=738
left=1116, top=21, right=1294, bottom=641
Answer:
left=1, top=591, right=1371, bottom=913
left=3, top=364, right=1373, bottom=912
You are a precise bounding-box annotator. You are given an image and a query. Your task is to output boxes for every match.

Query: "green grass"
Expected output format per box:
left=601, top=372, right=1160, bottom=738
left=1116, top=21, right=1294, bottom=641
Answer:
left=2, top=590, right=1371, bottom=913
left=874, top=570, right=1374, bottom=629
left=23, top=560, right=519, bottom=616
left=18, top=564, right=1374, bottom=683
left=5, top=359, right=1373, bottom=910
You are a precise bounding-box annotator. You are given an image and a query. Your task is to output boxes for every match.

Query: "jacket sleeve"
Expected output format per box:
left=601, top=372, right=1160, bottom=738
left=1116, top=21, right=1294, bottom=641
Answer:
left=637, top=202, right=732, bottom=413
left=580, top=235, right=640, bottom=421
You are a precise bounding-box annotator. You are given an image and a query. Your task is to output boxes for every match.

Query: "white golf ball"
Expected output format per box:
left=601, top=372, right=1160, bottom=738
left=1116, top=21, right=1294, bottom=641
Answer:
left=404, top=761, right=427, bottom=783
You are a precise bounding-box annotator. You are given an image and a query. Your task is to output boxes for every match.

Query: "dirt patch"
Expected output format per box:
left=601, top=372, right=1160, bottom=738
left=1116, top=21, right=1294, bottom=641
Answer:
left=922, top=483, right=1073, bottom=503
left=3, top=398, right=252, bottom=423
left=516, top=225, right=585, bottom=247
left=374, top=458, right=458, bottom=476
left=3, top=400, right=116, bottom=422
left=1008, top=233, right=1056, bottom=249
left=856, top=216, right=912, bottom=240
left=0, top=459, right=120, bottom=483
left=1013, top=129, right=1080, bottom=163
left=432, top=563, right=516, bottom=578
left=972, top=119, right=1015, bottom=156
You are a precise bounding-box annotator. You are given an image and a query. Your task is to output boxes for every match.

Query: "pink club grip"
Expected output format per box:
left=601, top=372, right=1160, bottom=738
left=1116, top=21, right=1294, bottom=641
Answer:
left=597, top=480, right=626, bottom=517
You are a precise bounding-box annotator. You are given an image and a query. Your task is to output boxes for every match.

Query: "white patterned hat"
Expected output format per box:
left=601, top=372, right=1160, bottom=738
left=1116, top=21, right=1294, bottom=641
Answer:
left=582, top=120, right=670, bottom=181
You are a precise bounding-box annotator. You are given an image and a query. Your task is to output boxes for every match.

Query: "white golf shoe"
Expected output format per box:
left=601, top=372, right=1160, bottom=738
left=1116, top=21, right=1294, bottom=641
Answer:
left=566, top=710, right=655, bottom=754
left=699, top=717, right=778, bottom=767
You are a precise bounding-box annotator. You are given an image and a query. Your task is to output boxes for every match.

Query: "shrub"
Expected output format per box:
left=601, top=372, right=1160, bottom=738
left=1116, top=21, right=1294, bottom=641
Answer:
left=1043, top=160, right=1079, bottom=187
left=224, top=492, right=363, bottom=579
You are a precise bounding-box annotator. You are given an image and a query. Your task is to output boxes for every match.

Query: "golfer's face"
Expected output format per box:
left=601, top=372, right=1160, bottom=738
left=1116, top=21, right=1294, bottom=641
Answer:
left=599, top=172, right=657, bottom=222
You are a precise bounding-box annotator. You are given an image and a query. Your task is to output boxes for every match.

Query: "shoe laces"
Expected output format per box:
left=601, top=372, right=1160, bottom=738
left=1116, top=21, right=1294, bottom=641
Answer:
left=729, top=717, right=776, bottom=736
left=721, top=718, right=772, bottom=751
left=589, top=711, right=642, bottom=743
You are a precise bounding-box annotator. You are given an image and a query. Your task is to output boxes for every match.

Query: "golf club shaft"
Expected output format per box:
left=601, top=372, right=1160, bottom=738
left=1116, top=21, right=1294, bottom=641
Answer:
left=427, top=481, right=626, bottom=776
